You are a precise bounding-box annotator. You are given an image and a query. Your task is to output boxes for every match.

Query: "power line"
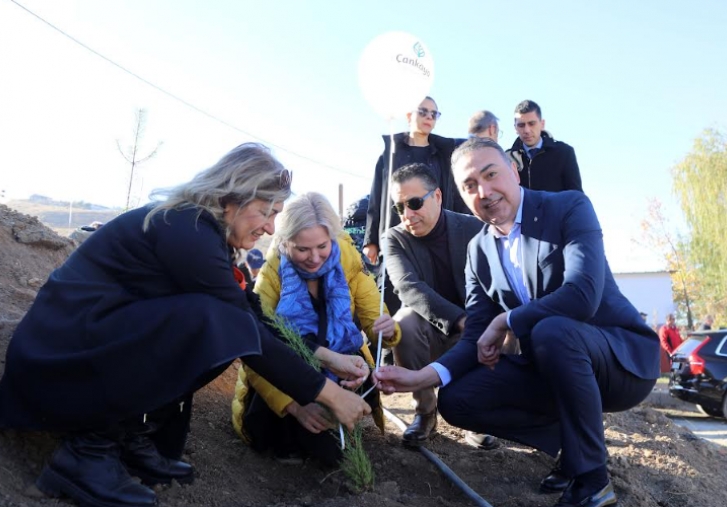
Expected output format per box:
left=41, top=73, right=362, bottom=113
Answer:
left=8, top=0, right=370, bottom=180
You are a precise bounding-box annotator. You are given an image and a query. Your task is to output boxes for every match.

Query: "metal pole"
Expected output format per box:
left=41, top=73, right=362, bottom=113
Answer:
left=375, top=119, right=397, bottom=370
left=338, top=183, right=344, bottom=223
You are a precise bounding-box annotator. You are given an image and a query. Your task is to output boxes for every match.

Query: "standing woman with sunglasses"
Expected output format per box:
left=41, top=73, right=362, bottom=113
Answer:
left=0, top=143, right=370, bottom=507
left=363, top=96, right=469, bottom=315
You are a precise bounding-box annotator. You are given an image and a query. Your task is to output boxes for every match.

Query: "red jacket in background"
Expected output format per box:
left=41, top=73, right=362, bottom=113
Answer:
left=658, top=324, right=683, bottom=355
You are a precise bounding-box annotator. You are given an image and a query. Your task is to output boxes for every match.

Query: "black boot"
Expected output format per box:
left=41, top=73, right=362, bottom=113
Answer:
left=121, top=415, right=194, bottom=486
left=36, top=433, right=157, bottom=507
left=540, top=453, right=571, bottom=493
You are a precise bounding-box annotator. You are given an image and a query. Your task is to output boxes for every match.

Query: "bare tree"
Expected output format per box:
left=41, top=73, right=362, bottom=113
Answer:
left=117, top=108, right=162, bottom=211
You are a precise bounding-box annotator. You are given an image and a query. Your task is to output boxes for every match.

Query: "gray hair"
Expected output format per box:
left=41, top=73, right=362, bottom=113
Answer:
left=468, top=110, right=499, bottom=136
left=452, top=137, right=511, bottom=169
left=142, top=143, right=292, bottom=234
left=273, top=192, right=343, bottom=255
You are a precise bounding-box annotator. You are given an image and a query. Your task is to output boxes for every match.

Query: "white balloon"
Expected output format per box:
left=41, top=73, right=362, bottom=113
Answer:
left=358, top=32, right=435, bottom=121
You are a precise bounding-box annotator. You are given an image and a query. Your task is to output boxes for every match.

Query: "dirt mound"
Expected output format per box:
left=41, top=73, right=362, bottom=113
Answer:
left=0, top=204, right=74, bottom=344
left=1, top=203, right=727, bottom=507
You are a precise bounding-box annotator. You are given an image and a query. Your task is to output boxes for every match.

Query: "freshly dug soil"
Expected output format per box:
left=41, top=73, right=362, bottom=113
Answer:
left=1, top=204, right=726, bottom=507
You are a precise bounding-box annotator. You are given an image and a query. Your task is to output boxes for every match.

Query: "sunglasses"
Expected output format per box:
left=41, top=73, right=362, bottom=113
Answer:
left=417, top=107, right=441, bottom=120
left=392, top=189, right=435, bottom=215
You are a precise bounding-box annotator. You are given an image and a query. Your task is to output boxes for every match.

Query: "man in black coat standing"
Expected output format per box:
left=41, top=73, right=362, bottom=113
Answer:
left=508, top=100, right=583, bottom=192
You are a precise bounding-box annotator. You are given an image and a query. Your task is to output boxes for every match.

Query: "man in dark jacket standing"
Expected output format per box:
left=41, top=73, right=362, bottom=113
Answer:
left=508, top=100, right=583, bottom=192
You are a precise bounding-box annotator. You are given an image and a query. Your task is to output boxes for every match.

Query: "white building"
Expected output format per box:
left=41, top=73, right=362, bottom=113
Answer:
left=613, top=270, right=675, bottom=327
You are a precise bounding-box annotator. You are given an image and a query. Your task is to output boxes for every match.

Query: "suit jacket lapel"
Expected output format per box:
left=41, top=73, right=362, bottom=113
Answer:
left=520, top=190, right=544, bottom=300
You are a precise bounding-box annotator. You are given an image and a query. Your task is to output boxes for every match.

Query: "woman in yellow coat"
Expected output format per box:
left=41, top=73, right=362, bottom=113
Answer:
left=232, top=192, right=401, bottom=466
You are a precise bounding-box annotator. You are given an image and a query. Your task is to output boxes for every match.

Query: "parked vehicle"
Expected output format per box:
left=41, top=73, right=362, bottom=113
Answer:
left=669, top=329, right=727, bottom=418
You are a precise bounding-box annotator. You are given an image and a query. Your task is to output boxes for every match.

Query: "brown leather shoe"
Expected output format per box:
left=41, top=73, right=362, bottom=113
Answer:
left=554, top=480, right=617, bottom=507
left=402, top=411, right=437, bottom=446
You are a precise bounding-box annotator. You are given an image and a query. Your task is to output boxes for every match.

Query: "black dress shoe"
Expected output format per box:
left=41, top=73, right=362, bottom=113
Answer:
left=554, top=480, right=617, bottom=507
left=402, top=411, right=437, bottom=446
left=540, top=460, right=571, bottom=493
left=122, top=433, right=194, bottom=485
left=464, top=431, right=499, bottom=450
left=36, top=434, right=157, bottom=507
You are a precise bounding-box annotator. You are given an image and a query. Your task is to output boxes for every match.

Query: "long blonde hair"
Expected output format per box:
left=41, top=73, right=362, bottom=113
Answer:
left=273, top=192, right=343, bottom=256
left=143, top=143, right=292, bottom=232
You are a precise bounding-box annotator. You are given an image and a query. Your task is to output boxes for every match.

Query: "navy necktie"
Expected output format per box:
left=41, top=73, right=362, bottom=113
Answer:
left=528, top=147, right=540, bottom=159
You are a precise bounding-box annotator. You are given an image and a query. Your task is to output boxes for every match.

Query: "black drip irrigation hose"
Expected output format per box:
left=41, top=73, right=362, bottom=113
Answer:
left=382, top=407, right=495, bottom=507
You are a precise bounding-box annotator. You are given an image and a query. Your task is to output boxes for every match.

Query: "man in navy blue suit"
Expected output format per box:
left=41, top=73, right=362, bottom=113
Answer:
left=375, top=138, right=660, bottom=507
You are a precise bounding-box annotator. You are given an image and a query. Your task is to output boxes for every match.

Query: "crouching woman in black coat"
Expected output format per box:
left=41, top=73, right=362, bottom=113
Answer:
left=0, top=143, right=370, bottom=507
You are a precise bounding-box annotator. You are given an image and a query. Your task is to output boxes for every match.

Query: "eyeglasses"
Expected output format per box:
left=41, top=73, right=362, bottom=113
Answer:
left=417, top=107, right=441, bottom=120
left=392, top=189, right=435, bottom=215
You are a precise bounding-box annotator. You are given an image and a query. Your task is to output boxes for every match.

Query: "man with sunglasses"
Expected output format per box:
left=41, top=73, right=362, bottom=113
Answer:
left=364, top=97, right=470, bottom=317
left=384, top=163, right=492, bottom=448
left=508, top=100, right=582, bottom=192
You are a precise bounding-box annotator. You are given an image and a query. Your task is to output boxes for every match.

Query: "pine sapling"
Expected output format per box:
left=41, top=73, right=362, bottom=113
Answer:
left=265, top=312, right=321, bottom=371
left=340, top=423, right=375, bottom=493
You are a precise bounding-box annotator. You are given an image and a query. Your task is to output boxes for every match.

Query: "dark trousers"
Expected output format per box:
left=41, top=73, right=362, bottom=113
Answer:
left=438, top=316, right=655, bottom=478
left=244, top=393, right=342, bottom=467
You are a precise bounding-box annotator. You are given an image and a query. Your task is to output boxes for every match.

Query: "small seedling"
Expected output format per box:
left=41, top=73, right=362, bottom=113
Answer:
left=265, top=312, right=321, bottom=371
left=339, top=424, right=375, bottom=493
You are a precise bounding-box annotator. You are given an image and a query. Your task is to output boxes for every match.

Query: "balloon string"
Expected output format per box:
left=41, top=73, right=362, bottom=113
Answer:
left=375, top=119, right=396, bottom=372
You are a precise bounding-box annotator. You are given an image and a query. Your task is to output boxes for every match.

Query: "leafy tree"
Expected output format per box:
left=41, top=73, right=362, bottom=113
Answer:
left=638, top=198, right=700, bottom=328
left=117, top=109, right=162, bottom=211
left=672, top=128, right=727, bottom=326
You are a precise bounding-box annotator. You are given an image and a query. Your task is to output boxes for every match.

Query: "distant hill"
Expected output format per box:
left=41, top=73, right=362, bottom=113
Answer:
left=28, top=194, right=111, bottom=211
left=7, top=198, right=275, bottom=253
left=7, top=198, right=122, bottom=236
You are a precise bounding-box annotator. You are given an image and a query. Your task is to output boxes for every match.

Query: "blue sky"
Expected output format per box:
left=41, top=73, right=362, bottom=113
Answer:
left=1, top=0, right=725, bottom=272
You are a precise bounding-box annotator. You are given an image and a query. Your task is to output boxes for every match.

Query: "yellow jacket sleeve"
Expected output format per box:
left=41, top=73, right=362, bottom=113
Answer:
left=253, top=252, right=281, bottom=312
left=245, top=366, right=293, bottom=418
left=241, top=248, right=294, bottom=417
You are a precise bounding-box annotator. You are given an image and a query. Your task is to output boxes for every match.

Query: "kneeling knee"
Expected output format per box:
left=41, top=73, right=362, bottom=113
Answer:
left=530, top=317, right=579, bottom=354
left=437, top=385, right=467, bottom=428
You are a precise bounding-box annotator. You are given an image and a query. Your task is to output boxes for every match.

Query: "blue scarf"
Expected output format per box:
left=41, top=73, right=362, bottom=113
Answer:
left=277, top=240, right=363, bottom=368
